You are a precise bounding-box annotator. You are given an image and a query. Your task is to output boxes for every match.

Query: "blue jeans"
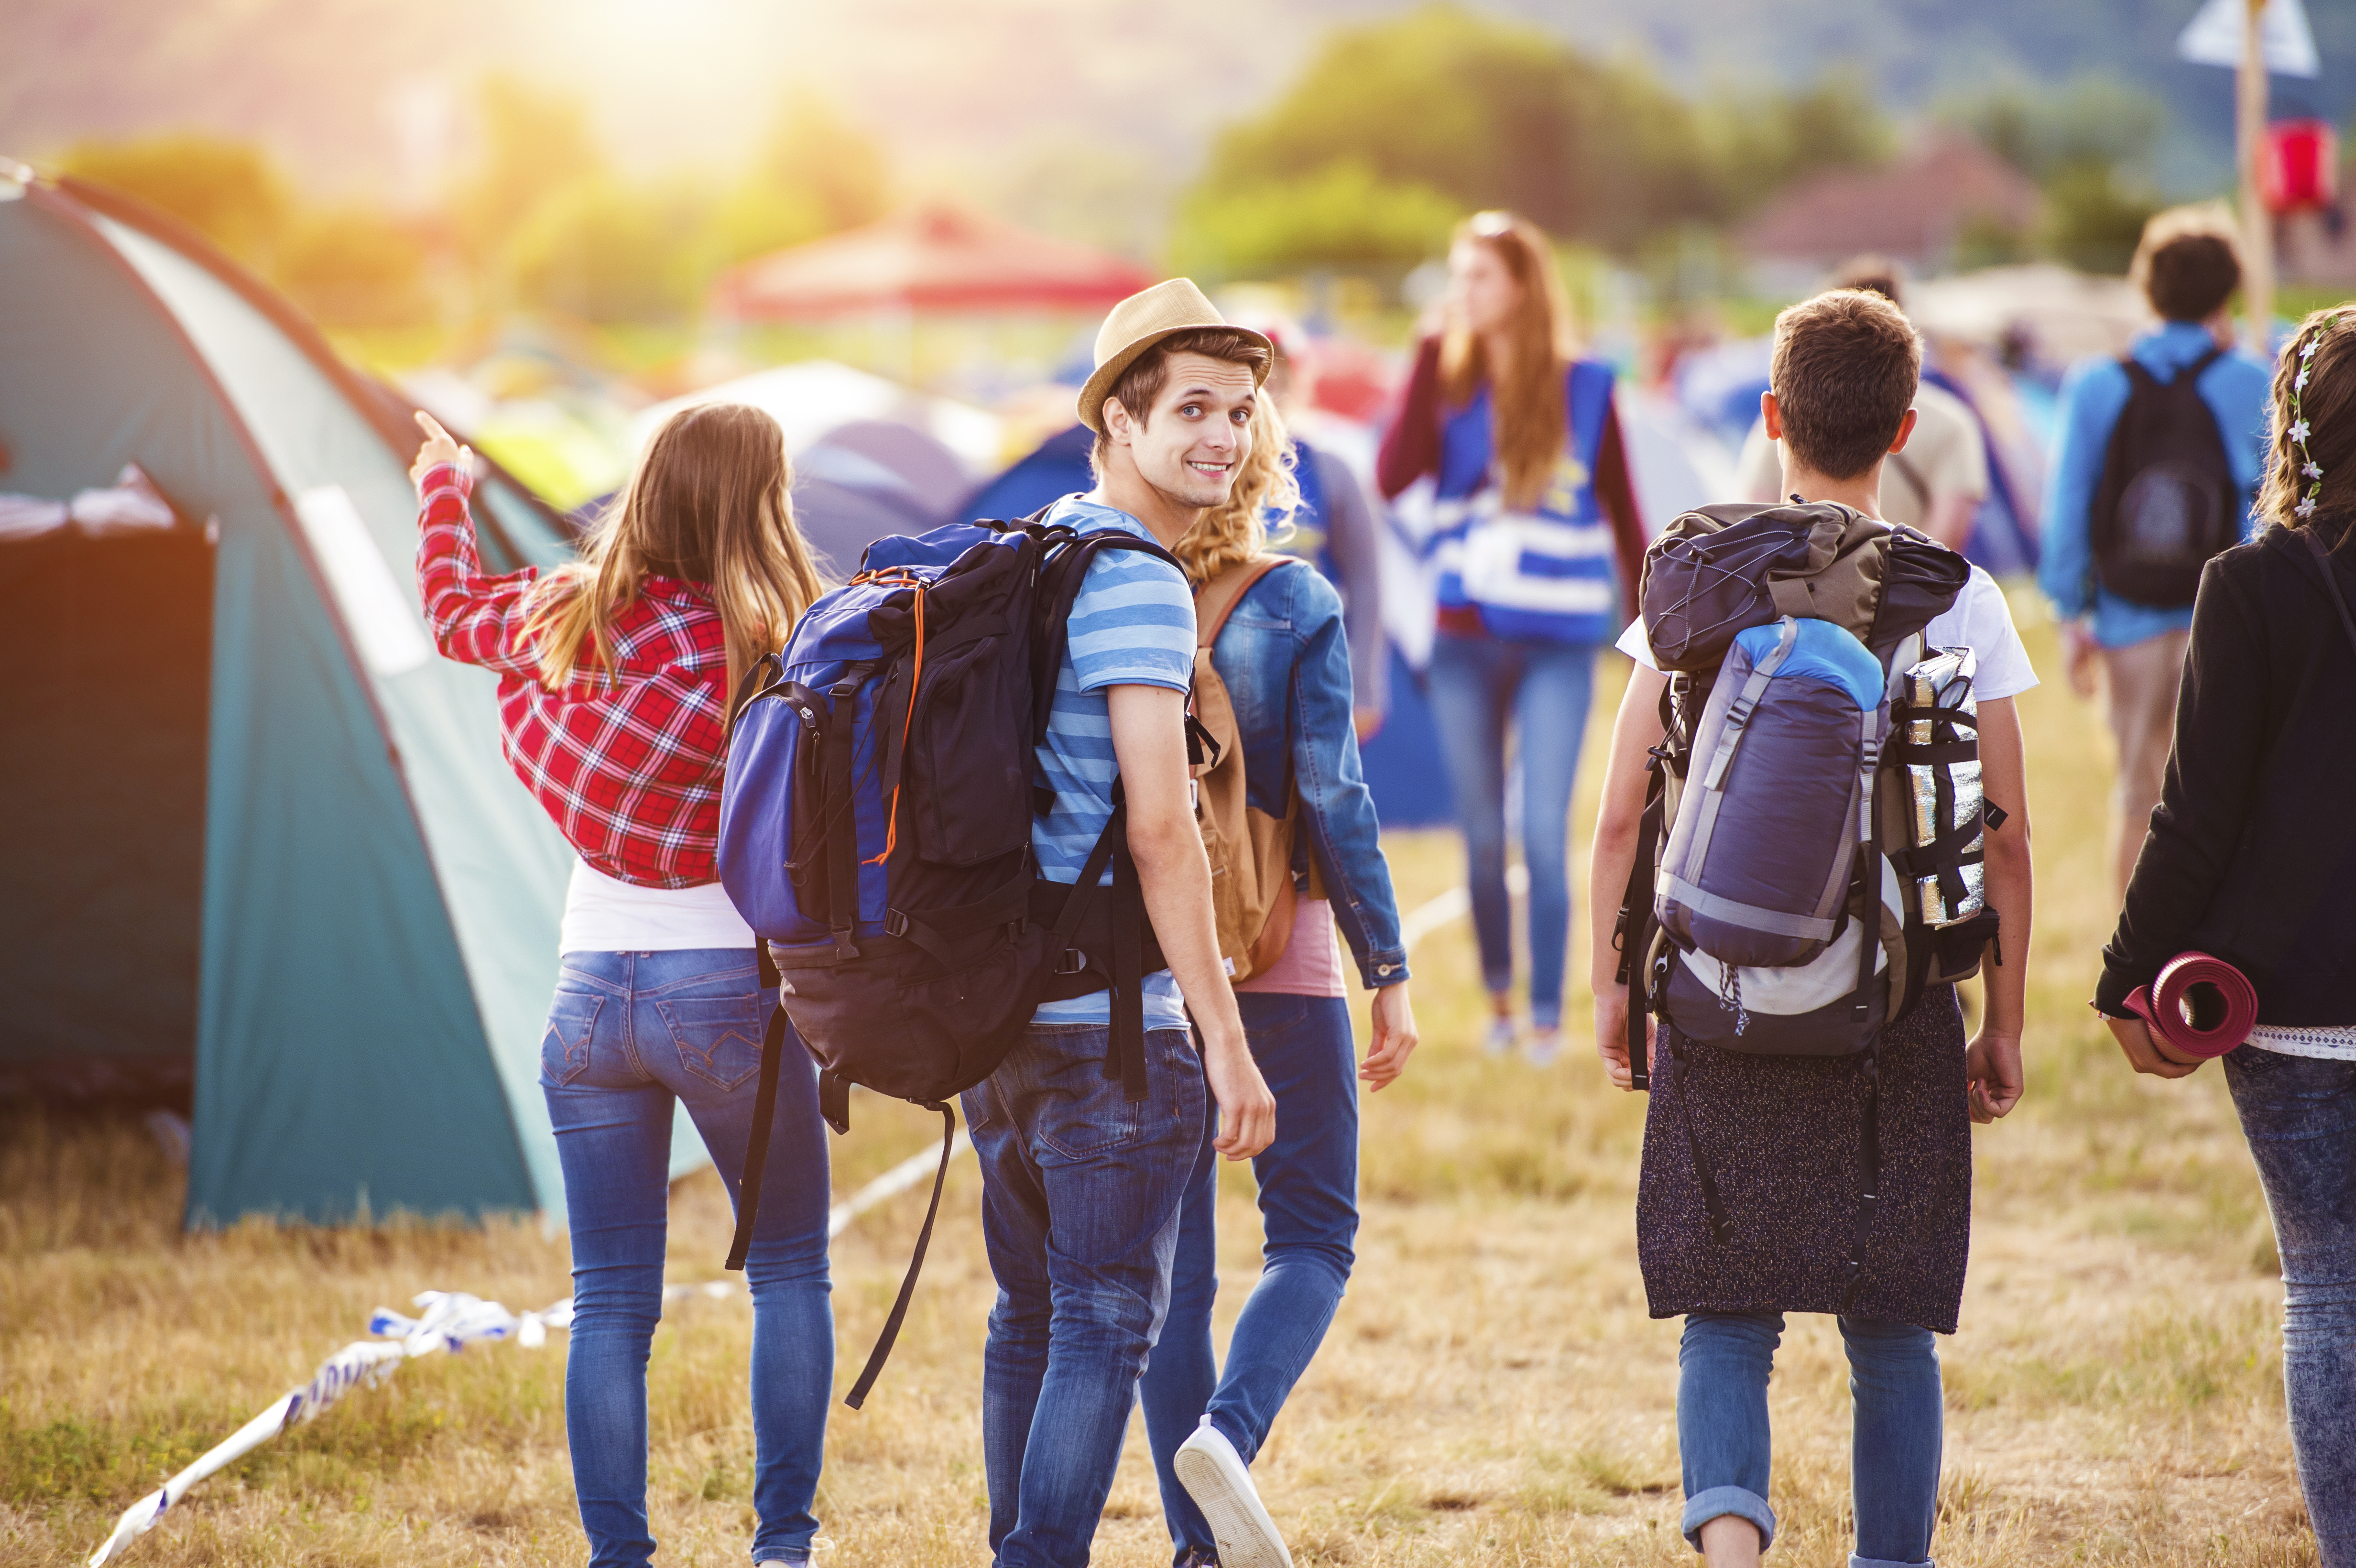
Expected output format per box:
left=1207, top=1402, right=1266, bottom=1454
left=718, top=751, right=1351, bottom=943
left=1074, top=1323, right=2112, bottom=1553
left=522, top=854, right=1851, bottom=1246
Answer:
left=2225, top=1047, right=2356, bottom=1568
left=540, top=949, right=834, bottom=1568
left=1679, top=1311, right=1942, bottom=1567
left=961, top=1024, right=1206, bottom=1568
left=1140, top=994, right=1360, bottom=1561
left=1425, top=632, right=1598, bottom=1027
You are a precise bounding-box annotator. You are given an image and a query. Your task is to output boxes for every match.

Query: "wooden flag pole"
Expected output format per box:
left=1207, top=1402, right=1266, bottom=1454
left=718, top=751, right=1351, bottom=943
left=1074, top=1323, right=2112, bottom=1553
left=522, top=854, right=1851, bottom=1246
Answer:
left=2241, top=0, right=2276, bottom=354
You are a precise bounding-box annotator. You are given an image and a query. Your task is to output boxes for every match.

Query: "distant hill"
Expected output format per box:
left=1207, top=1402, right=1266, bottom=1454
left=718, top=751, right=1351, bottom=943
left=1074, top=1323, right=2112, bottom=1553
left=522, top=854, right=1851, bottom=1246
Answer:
left=3, top=0, right=2346, bottom=207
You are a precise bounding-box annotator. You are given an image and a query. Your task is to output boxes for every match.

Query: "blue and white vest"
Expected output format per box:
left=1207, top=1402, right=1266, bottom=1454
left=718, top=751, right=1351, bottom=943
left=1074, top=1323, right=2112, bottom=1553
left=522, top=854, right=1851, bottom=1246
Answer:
left=1429, top=358, right=1618, bottom=646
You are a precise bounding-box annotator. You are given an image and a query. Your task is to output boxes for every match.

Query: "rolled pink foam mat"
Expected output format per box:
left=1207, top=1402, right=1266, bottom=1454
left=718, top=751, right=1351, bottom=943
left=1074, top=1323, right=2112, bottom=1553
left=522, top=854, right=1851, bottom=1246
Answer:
left=2124, top=951, right=2259, bottom=1060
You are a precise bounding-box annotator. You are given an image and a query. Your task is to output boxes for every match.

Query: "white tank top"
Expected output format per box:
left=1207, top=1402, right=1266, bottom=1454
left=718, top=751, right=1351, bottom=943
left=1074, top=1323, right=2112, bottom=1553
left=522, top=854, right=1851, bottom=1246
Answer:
left=558, top=859, right=754, bottom=955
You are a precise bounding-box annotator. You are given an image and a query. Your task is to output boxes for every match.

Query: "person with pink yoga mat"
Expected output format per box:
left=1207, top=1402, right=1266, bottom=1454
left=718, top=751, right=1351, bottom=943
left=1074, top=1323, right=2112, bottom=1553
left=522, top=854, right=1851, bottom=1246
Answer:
left=2098, top=305, right=2356, bottom=1566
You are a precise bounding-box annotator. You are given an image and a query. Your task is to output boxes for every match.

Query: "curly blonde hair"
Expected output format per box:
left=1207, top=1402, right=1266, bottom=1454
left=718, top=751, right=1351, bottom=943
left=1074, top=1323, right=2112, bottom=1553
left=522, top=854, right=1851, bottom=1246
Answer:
left=2258, top=305, right=2356, bottom=546
left=1172, top=395, right=1302, bottom=587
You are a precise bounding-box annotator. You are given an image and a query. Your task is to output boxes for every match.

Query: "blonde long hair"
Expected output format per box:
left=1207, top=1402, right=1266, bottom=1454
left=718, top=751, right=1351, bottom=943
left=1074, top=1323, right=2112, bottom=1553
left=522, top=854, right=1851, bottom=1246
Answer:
left=1174, top=395, right=1302, bottom=587
left=520, top=402, right=825, bottom=701
left=1440, top=210, right=1577, bottom=512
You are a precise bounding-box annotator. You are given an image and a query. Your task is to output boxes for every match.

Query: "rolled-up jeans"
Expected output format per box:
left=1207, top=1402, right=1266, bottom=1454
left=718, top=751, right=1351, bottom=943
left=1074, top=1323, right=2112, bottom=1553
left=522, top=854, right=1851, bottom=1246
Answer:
left=1679, top=1310, right=1942, bottom=1567
left=1140, top=993, right=1360, bottom=1562
left=2225, top=1045, right=2356, bottom=1567
left=961, top=1022, right=1206, bottom=1568
left=1424, top=631, right=1598, bottom=1027
left=539, top=948, right=834, bottom=1568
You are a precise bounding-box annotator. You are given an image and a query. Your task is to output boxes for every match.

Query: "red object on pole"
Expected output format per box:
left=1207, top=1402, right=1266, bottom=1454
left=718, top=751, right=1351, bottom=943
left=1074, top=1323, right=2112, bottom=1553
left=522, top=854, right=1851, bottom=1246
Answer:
left=710, top=204, right=1155, bottom=322
left=2264, top=118, right=2340, bottom=214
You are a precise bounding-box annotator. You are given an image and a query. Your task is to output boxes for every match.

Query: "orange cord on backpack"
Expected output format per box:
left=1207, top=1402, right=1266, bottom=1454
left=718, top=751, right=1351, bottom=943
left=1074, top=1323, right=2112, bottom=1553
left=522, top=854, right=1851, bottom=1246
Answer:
left=860, top=578, right=924, bottom=867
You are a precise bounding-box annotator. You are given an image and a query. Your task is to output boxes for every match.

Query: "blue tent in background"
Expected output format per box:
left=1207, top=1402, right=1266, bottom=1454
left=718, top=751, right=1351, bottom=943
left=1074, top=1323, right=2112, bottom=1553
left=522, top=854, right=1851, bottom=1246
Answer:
left=0, top=163, right=678, bottom=1225
left=962, top=422, right=1456, bottom=829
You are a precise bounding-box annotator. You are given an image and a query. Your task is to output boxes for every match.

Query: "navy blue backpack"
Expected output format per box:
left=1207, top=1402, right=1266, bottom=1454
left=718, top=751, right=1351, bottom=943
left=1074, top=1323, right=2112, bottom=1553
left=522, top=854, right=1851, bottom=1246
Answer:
left=716, top=514, right=1189, bottom=1405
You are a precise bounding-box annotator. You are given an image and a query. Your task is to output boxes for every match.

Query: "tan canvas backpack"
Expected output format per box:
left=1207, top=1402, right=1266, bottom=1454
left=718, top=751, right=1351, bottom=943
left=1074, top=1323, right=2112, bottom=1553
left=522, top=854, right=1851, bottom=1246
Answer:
left=1190, top=556, right=1303, bottom=982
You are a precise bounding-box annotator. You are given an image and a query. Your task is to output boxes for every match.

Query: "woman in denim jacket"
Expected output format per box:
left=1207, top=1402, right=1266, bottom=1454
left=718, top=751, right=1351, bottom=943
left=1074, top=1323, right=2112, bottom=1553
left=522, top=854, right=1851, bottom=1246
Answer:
left=1137, top=403, right=1420, bottom=1568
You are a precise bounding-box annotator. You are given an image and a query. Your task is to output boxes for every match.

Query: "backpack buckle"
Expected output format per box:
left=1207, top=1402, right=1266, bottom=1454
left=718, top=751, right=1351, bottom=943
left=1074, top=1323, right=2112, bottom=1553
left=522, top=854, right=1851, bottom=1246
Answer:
left=883, top=909, right=909, bottom=938
left=1054, top=947, right=1090, bottom=976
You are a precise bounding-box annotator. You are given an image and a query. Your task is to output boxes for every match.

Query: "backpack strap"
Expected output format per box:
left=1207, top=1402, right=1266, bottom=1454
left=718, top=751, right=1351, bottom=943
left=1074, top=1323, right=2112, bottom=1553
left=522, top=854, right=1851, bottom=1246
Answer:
left=841, top=1100, right=958, bottom=1410
left=723, top=976, right=797, bottom=1272
left=1613, top=749, right=1668, bottom=1091
left=1194, top=555, right=1292, bottom=649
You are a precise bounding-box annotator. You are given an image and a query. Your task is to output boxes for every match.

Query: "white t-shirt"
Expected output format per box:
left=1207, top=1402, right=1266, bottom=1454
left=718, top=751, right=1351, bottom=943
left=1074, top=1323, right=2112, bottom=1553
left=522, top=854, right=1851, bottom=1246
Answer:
left=1615, top=563, right=2040, bottom=703
left=559, top=859, right=755, bottom=955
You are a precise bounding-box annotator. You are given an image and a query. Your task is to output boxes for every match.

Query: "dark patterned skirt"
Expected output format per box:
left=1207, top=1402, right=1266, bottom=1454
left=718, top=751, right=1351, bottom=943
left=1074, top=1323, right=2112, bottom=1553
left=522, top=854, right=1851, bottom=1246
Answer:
left=1636, top=986, right=1972, bottom=1333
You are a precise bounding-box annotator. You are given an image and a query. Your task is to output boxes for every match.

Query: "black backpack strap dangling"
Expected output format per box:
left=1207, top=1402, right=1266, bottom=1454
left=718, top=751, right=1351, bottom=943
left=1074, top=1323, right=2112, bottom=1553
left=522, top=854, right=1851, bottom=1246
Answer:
left=725, top=970, right=797, bottom=1271
left=843, top=1101, right=959, bottom=1410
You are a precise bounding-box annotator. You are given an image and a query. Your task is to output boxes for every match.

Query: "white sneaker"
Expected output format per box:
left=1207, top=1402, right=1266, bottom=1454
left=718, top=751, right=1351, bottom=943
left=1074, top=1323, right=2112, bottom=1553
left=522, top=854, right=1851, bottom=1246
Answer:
left=1174, top=1421, right=1292, bottom=1568
left=1483, top=1016, right=1518, bottom=1056
left=1526, top=1026, right=1562, bottom=1066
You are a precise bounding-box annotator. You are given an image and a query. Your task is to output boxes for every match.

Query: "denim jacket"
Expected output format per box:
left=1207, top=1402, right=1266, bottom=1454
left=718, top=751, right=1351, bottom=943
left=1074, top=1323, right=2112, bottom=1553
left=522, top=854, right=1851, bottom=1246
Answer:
left=1209, top=559, right=1410, bottom=988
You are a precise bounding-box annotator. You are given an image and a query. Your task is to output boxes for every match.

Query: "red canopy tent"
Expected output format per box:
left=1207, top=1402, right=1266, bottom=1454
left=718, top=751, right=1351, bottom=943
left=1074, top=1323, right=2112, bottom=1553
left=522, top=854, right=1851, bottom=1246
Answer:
left=710, top=204, right=1155, bottom=322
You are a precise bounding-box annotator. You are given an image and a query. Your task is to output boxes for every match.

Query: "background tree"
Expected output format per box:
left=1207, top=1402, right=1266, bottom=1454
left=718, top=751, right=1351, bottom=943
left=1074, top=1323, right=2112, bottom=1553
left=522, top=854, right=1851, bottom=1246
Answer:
left=59, top=133, right=290, bottom=268
left=1189, top=4, right=1720, bottom=260
left=1942, top=73, right=2167, bottom=273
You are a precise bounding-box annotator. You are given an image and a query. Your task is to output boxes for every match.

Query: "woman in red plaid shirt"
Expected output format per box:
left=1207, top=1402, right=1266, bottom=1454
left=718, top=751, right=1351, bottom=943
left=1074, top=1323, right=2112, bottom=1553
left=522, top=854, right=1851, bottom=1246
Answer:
left=412, top=403, right=830, bottom=1568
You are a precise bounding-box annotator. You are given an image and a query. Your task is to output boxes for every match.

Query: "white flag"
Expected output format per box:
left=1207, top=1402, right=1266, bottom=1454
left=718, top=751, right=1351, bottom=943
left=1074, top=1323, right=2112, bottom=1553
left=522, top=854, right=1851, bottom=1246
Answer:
left=2178, top=0, right=2322, bottom=79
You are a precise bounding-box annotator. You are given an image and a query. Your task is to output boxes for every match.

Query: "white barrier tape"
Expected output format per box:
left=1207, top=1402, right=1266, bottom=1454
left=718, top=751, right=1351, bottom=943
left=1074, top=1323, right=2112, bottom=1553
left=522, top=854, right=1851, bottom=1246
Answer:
left=87, top=1291, right=570, bottom=1566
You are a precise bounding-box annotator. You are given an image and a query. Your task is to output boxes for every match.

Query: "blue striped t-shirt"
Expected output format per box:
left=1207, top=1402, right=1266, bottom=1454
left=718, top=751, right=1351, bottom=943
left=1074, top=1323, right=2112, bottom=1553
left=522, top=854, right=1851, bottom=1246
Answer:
left=1031, top=494, right=1198, bottom=1029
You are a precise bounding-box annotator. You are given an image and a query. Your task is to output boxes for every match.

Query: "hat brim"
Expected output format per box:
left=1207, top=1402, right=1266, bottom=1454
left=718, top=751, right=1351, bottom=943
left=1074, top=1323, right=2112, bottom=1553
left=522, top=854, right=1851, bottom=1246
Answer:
left=1076, top=323, right=1274, bottom=436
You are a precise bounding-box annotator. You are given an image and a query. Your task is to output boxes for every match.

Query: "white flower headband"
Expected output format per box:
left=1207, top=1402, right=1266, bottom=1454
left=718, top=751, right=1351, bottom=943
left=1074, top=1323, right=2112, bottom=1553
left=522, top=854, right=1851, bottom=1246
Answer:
left=2290, top=314, right=2349, bottom=520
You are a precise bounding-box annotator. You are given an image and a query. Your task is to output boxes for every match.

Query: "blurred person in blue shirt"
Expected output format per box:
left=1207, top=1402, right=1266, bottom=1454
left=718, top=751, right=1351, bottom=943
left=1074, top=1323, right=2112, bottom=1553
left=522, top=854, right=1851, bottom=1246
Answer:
left=2038, top=209, right=2272, bottom=901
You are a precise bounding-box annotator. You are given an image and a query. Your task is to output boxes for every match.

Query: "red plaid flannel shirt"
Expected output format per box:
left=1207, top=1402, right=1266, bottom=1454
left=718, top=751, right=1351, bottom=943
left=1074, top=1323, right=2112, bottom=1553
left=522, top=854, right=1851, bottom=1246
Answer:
left=416, top=463, right=731, bottom=889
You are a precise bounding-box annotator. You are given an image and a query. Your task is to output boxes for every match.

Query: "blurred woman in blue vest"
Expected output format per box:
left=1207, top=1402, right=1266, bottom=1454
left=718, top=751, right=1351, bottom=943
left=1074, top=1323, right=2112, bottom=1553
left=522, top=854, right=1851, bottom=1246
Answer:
left=1376, top=210, right=1647, bottom=1063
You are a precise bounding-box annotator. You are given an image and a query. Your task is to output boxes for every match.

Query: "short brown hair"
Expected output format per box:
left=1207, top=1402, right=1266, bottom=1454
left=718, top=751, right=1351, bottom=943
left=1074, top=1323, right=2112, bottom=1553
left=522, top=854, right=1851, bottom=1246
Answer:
left=2132, top=206, right=2242, bottom=322
left=1769, top=289, right=1923, bottom=482
left=1090, top=327, right=1272, bottom=472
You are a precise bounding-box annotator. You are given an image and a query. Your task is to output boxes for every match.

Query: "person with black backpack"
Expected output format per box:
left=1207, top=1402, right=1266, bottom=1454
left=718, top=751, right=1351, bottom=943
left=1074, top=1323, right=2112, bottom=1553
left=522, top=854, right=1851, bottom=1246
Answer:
left=2038, top=207, right=2272, bottom=903
left=2098, top=306, right=2356, bottom=1567
left=1588, top=289, right=2038, bottom=1568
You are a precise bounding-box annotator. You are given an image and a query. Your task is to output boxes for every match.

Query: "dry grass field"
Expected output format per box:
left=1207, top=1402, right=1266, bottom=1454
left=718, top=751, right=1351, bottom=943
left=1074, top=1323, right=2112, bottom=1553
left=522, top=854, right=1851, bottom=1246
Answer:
left=0, top=604, right=2319, bottom=1567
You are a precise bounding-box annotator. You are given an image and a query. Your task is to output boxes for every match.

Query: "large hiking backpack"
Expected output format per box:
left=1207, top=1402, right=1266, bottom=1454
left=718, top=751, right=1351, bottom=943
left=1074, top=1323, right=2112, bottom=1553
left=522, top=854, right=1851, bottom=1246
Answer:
left=1189, top=555, right=1303, bottom=982
left=1615, top=501, right=1999, bottom=1303
left=715, top=513, right=1194, bottom=1406
left=2090, top=346, right=2240, bottom=608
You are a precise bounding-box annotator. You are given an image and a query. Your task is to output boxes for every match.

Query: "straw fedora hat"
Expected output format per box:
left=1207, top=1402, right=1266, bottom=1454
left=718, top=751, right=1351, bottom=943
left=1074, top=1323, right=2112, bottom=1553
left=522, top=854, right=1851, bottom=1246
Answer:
left=1076, top=278, right=1272, bottom=435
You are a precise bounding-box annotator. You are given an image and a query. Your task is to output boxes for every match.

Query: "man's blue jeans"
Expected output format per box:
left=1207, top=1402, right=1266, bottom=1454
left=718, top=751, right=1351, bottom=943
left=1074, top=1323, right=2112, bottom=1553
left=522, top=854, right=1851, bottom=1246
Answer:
left=1679, top=1311, right=1942, bottom=1568
left=2225, top=1047, right=2356, bottom=1568
left=1140, top=993, right=1360, bottom=1562
left=540, top=948, right=833, bottom=1568
left=1425, top=632, right=1598, bottom=1027
left=961, top=1023, right=1206, bottom=1568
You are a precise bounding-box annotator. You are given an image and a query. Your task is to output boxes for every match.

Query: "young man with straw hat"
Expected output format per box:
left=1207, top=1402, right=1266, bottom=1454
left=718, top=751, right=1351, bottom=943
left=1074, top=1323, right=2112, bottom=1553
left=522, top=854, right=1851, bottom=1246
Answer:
left=960, top=279, right=1280, bottom=1568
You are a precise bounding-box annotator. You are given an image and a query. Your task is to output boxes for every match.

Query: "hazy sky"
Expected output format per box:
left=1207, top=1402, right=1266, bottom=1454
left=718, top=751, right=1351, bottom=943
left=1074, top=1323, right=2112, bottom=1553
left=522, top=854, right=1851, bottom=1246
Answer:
left=6, top=0, right=2345, bottom=214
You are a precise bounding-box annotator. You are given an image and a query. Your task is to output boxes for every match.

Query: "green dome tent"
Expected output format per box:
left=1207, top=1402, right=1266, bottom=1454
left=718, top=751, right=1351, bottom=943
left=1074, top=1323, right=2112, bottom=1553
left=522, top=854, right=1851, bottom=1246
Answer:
left=0, top=161, right=705, bottom=1224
